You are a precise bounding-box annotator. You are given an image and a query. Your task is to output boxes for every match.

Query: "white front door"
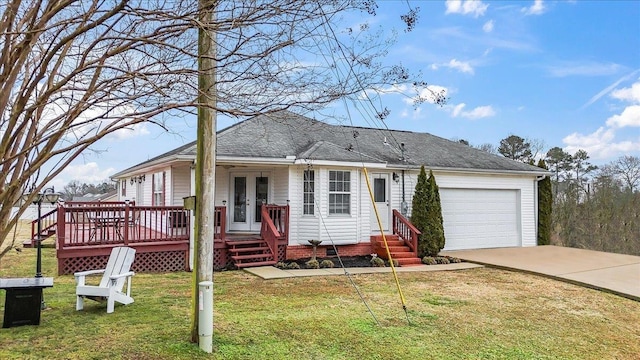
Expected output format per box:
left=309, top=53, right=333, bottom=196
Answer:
left=229, top=172, right=270, bottom=232
left=370, top=173, right=390, bottom=232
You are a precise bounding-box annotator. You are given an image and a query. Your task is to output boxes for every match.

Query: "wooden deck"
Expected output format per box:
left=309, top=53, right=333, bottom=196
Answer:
left=54, top=203, right=191, bottom=274
left=41, top=202, right=290, bottom=273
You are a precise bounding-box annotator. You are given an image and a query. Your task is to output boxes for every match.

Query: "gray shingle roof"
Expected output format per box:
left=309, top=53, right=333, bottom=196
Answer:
left=114, top=111, right=546, bottom=176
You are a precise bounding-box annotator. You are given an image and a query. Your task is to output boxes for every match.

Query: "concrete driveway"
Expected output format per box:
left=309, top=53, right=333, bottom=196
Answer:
left=441, top=245, right=640, bottom=301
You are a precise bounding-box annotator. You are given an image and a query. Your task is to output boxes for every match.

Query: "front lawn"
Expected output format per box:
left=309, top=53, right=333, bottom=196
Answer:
left=0, top=235, right=638, bottom=359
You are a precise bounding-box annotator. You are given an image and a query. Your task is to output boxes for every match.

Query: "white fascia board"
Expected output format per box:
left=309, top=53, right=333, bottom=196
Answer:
left=216, top=156, right=296, bottom=165
left=293, top=159, right=387, bottom=169
left=389, top=165, right=551, bottom=177
left=111, top=156, right=193, bottom=179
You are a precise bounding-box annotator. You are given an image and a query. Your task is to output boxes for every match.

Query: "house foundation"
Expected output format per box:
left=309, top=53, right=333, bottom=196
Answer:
left=286, top=243, right=374, bottom=260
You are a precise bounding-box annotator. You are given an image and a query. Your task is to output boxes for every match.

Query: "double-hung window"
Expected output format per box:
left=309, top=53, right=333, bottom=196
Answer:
left=303, top=170, right=315, bottom=215
left=329, top=170, right=350, bottom=214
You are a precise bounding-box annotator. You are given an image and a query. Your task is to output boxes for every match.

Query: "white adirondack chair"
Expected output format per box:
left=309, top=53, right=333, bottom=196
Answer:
left=75, top=246, right=136, bottom=314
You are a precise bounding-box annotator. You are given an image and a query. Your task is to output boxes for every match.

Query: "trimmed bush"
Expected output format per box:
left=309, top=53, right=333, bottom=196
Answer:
left=411, top=166, right=430, bottom=258
left=370, top=256, right=385, bottom=267
left=320, top=260, right=335, bottom=268
left=422, top=256, right=437, bottom=265
left=275, top=261, right=287, bottom=269
left=305, top=259, right=320, bottom=269
left=411, top=166, right=446, bottom=257
left=286, top=262, right=300, bottom=269
left=387, top=259, right=399, bottom=267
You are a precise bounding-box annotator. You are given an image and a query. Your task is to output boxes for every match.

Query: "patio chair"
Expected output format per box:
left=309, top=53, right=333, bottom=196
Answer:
left=74, top=246, right=136, bottom=314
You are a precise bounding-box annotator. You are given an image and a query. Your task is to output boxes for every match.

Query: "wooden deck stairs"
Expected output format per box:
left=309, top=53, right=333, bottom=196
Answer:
left=23, top=228, right=57, bottom=248
left=227, top=238, right=277, bottom=268
left=371, top=234, right=422, bottom=266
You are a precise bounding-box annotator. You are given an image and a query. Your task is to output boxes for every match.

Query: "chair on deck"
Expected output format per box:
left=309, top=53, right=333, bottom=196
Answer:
left=75, top=246, right=136, bottom=314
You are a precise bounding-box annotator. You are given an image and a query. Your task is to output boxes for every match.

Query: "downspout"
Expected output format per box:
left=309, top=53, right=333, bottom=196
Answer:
left=400, top=143, right=408, bottom=216
left=401, top=169, right=407, bottom=215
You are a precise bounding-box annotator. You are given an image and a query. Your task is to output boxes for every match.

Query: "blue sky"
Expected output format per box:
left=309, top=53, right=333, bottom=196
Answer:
left=53, top=0, right=640, bottom=188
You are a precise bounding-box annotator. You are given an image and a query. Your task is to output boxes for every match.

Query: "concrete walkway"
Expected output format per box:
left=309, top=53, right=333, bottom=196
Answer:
left=441, top=245, right=640, bottom=301
left=244, top=262, right=483, bottom=280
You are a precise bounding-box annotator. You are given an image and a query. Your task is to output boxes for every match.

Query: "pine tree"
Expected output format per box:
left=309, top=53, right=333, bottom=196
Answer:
left=426, top=170, right=446, bottom=255
left=411, top=166, right=430, bottom=257
left=537, top=159, right=553, bottom=245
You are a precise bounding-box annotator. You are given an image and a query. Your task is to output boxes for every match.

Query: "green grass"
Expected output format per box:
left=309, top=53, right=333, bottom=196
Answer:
left=1, top=237, right=639, bottom=359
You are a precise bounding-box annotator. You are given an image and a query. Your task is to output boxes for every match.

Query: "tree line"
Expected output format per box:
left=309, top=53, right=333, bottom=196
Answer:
left=481, top=135, right=639, bottom=256
left=60, top=180, right=117, bottom=201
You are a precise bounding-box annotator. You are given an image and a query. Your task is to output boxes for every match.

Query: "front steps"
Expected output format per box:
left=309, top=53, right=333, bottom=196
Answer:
left=227, top=239, right=276, bottom=268
left=371, top=234, right=422, bottom=266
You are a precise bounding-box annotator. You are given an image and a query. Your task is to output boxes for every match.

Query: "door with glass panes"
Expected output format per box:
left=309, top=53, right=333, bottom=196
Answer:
left=370, top=173, right=390, bottom=232
left=229, top=172, right=270, bottom=232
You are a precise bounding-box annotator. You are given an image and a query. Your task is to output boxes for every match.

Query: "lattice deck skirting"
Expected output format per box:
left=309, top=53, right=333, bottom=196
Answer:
left=59, top=250, right=187, bottom=275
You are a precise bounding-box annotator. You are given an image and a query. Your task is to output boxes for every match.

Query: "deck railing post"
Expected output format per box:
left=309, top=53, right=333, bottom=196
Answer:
left=123, top=203, right=129, bottom=246
left=56, top=205, right=65, bottom=250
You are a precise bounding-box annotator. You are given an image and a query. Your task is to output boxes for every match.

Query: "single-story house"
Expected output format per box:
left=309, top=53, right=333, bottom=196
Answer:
left=111, top=111, right=548, bottom=268
left=71, top=191, right=118, bottom=202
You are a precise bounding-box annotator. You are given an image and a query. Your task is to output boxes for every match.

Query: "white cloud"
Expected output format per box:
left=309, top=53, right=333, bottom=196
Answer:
left=431, top=59, right=474, bottom=75
left=463, top=105, right=496, bottom=119
left=403, top=85, right=450, bottom=105
left=431, top=26, right=538, bottom=52
left=563, top=127, right=640, bottom=160
left=452, top=103, right=466, bottom=117
left=610, top=81, right=640, bottom=103
left=606, top=105, right=640, bottom=128
left=448, top=59, right=475, bottom=74
left=51, top=162, right=116, bottom=189
left=547, top=61, right=621, bottom=77
left=522, top=0, right=546, bottom=15
left=445, top=0, right=488, bottom=18
left=107, top=123, right=151, bottom=140
left=450, top=103, right=496, bottom=119
left=582, top=70, right=640, bottom=108
left=563, top=80, right=640, bottom=159
left=359, top=84, right=409, bottom=100
left=482, top=20, right=494, bottom=33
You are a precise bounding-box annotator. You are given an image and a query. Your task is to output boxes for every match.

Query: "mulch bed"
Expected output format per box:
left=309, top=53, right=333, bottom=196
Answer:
left=288, top=256, right=374, bottom=268
left=280, top=255, right=463, bottom=269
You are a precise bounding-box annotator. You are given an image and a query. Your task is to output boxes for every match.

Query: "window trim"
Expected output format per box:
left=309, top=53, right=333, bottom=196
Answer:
left=328, top=170, right=351, bottom=215
left=303, top=169, right=315, bottom=215
left=152, top=172, right=165, bottom=206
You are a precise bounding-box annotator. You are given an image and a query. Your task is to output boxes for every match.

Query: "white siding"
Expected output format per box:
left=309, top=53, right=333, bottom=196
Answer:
left=400, top=171, right=537, bottom=249
left=289, top=166, right=389, bottom=245
left=272, top=168, right=288, bottom=204
left=171, top=165, right=191, bottom=206
left=214, top=166, right=230, bottom=206
left=289, top=167, right=320, bottom=245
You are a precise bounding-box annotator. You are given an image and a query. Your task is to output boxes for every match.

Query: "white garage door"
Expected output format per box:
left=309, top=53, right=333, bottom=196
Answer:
left=439, top=189, right=520, bottom=250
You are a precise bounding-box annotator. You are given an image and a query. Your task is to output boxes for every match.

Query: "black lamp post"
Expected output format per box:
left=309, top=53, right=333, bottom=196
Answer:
left=23, top=187, right=60, bottom=278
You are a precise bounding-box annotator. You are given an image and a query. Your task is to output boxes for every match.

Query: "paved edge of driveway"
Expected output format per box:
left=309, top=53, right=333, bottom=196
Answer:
left=244, top=262, right=483, bottom=280
left=441, top=246, right=640, bottom=302
left=458, top=261, right=640, bottom=302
